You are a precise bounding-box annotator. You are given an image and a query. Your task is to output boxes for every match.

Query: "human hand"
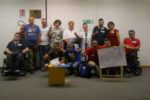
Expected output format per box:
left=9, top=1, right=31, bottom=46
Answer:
left=43, top=54, right=49, bottom=60
left=74, top=32, right=77, bottom=36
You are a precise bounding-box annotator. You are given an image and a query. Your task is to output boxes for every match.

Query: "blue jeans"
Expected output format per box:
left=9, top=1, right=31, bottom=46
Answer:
left=57, top=62, right=80, bottom=74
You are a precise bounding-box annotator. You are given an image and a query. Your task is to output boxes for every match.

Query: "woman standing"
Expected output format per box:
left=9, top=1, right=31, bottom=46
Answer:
left=106, top=21, right=120, bottom=75
left=106, top=21, right=120, bottom=46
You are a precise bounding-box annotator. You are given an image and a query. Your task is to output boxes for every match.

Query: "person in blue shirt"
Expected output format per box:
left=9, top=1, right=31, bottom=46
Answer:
left=23, top=17, right=41, bottom=73
left=63, top=42, right=81, bottom=74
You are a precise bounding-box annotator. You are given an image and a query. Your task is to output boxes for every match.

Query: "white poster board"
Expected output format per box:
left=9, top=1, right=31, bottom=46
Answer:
left=98, top=46, right=127, bottom=68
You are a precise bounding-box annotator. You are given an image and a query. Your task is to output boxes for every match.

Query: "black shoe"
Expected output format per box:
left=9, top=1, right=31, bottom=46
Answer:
left=29, top=70, right=34, bottom=74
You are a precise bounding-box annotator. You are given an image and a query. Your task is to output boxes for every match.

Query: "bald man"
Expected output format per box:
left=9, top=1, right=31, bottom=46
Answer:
left=23, top=17, right=41, bottom=73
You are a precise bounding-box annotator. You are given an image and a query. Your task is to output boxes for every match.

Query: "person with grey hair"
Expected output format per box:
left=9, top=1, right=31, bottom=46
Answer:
left=23, top=17, right=41, bottom=73
left=39, top=18, right=50, bottom=71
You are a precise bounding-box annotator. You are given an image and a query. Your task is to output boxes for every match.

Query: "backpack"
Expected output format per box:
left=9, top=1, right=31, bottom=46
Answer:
left=79, top=62, right=91, bottom=78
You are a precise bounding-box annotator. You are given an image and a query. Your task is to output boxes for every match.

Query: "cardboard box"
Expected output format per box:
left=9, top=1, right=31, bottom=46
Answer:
left=48, top=67, right=65, bottom=85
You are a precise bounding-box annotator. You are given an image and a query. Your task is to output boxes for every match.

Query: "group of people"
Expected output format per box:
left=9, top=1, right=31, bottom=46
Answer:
left=4, top=17, right=141, bottom=77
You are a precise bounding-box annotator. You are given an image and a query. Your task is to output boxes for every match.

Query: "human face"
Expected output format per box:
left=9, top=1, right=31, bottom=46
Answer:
left=129, top=31, right=135, bottom=39
left=68, top=22, right=74, bottom=30
left=14, top=34, right=21, bottom=41
left=92, top=41, right=98, bottom=48
left=108, top=23, right=114, bottom=30
left=41, top=19, right=47, bottom=28
left=67, top=42, right=73, bottom=51
left=54, top=22, right=60, bottom=29
left=99, top=20, right=104, bottom=28
left=83, top=24, right=88, bottom=32
left=53, top=43, right=60, bottom=51
left=29, top=17, right=34, bottom=25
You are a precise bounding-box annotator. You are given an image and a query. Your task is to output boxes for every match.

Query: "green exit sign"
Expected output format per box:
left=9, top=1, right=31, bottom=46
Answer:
left=83, top=20, right=94, bottom=24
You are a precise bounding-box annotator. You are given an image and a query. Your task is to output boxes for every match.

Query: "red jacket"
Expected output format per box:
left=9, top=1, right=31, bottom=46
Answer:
left=85, top=45, right=107, bottom=65
left=123, top=38, right=140, bottom=54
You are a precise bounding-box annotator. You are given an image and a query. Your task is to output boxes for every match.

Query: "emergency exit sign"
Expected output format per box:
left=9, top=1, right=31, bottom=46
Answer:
left=83, top=20, right=94, bottom=24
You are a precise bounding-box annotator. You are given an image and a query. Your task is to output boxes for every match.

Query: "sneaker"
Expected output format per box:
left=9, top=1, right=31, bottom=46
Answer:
left=15, top=70, right=20, bottom=73
left=3, top=69, right=9, bottom=73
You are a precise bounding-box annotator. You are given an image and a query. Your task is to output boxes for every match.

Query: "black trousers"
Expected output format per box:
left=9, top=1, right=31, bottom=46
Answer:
left=126, top=51, right=139, bottom=72
left=6, top=53, right=24, bottom=70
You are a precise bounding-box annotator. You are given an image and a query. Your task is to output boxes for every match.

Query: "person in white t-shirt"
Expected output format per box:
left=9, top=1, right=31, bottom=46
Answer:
left=63, top=21, right=82, bottom=49
left=80, top=23, right=92, bottom=52
left=39, top=18, right=50, bottom=70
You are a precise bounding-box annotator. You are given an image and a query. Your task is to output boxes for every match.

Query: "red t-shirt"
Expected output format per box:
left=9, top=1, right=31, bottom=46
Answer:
left=85, top=45, right=107, bottom=64
left=106, top=29, right=120, bottom=46
left=123, top=38, right=140, bottom=54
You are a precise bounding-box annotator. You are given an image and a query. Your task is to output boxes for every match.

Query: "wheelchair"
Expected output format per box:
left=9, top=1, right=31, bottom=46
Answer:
left=125, top=50, right=142, bottom=76
left=1, top=52, right=29, bottom=76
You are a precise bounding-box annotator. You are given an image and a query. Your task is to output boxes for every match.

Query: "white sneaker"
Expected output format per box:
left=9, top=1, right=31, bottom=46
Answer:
left=4, top=69, right=9, bottom=73
left=15, top=70, right=20, bottom=73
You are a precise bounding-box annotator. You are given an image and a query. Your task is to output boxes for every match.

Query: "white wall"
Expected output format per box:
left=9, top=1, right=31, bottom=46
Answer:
left=0, top=0, right=150, bottom=66
left=0, top=0, right=45, bottom=66
left=47, top=0, right=97, bottom=30
left=96, top=0, right=150, bottom=65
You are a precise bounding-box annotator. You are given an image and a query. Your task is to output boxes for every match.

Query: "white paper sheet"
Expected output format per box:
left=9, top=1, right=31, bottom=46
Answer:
left=98, top=46, right=127, bottom=68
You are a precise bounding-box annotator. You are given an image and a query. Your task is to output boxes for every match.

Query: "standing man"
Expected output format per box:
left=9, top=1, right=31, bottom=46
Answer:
left=92, top=18, right=107, bottom=46
left=39, top=18, right=50, bottom=70
left=23, top=17, right=41, bottom=73
left=80, top=23, right=91, bottom=51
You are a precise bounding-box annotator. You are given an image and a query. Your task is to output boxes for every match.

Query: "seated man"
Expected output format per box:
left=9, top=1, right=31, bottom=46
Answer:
left=123, top=30, right=141, bottom=73
left=63, top=42, right=81, bottom=74
left=43, top=42, right=65, bottom=70
left=4, top=32, right=29, bottom=73
left=83, top=40, right=109, bottom=76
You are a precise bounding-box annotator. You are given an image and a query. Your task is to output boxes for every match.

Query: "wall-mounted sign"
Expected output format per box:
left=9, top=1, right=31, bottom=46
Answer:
left=30, top=10, right=41, bottom=19
left=19, top=9, right=25, bottom=18
left=83, top=20, right=94, bottom=24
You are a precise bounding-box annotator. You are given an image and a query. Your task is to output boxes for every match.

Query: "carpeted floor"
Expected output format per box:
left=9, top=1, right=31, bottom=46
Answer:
left=0, top=68, right=150, bottom=100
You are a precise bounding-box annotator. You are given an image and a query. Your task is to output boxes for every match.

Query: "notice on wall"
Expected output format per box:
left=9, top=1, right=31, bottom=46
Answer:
left=98, top=46, right=127, bottom=68
left=83, top=20, right=94, bottom=24
left=30, top=10, right=41, bottom=19
left=19, top=9, right=25, bottom=18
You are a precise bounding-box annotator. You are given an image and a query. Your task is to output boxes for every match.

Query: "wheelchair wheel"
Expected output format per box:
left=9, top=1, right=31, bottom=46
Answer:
left=1, top=59, right=9, bottom=76
left=1, top=68, right=8, bottom=76
left=19, top=66, right=27, bottom=76
left=134, top=67, right=142, bottom=76
left=19, top=70, right=27, bottom=76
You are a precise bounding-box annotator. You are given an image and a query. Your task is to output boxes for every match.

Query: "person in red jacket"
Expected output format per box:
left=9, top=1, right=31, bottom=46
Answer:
left=123, top=30, right=141, bottom=73
left=83, top=40, right=109, bottom=76
left=124, top=30, right=140, bottom=54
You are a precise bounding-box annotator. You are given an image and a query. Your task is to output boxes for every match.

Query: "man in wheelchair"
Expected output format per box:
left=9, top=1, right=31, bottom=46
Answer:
left=123, top=30, right=141, bottom=75
left=2, top=32, right=29, bottom=75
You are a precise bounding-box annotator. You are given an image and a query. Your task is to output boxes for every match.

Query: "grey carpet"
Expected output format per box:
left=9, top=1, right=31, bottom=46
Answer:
left=0, top=68, right=150, bottom=100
